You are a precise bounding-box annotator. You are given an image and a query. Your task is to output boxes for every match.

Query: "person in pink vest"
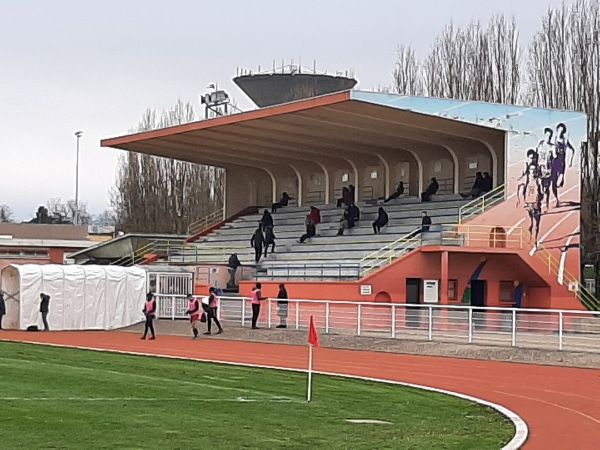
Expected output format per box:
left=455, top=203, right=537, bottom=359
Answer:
left=205, top=287, right=224, bottom=335
left=185, top=293, right=201, bottom=340
left=141, top=292, right=157, bottom=340
left=251, top=283, right=263, bottom=330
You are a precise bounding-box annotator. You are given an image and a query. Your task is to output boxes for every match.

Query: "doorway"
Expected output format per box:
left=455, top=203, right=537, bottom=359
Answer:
left=406, top=278, right=422, bottom=328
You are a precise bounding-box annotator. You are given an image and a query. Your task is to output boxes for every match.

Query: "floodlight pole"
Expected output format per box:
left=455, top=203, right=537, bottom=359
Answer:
left=74, top=131, right=84, bottom=225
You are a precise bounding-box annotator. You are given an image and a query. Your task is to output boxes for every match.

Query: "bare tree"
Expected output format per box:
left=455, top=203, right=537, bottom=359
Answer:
left=392, top=45, right=422, bottom=95
left=46, top=198, right=91, bottom=225
left=421, top=16, right=521, bottom=103
left=111, top=99, right=224, bottom=234
left=0, top=204, right=14, bottom=223
left=526, top=0, right=600, bottom=290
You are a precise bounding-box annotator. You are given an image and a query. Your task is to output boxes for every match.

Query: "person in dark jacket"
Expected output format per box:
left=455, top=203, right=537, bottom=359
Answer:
left=276, top=283, right=289, bottom=328
left=421, top=177, right=439, bottom=202
left=421, top=211, right=432, bottom=232
left=264, top=226, right=276, bottom=257
left=461, top=172, right=484, bottom=199
left=336, top=187, right=352, bottom=208
left=0, top=293, right=6, bottom=330
left=337, top=204, right=360, bottom=236
left=227, top=253, right=241, bottom=288
left=372, top=207, right=389, bottom=234
left=481, top=172, right=493, bottom=193
left=39, top=293, right=50, bottom=331
left=384, top=181, right=405, bottom=203
left=272, top=192, right=291, bottom=213
left=299, top=217, right=317, bottom=243
left=250, top=223, right=265, bottom=264
left=205, top=287, right=224, bottom=335
left=141, top=292, right=157, bottom=340
left=260, top=209, right=274, bottom=231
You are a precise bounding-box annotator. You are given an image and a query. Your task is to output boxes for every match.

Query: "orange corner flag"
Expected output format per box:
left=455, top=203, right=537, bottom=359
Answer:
left=308, top=315, right=320, bottom=347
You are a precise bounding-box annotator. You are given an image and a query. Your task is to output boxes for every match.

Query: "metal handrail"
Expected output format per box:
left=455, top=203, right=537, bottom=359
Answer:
left=187, top=209, right=224, bottom=236
left=530, top=238, right=600, bottom=311
left=458, top=184, right=506, bottom=224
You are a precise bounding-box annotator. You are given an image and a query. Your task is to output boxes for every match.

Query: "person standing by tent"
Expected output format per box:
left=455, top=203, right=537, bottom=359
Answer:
left=251, top=283, right=263, bottom=330
left=250, top=223, right=265, bottom=264
left=141, top=292, right=157, bottom=340
left=276, top=283, right=288, bottom=329
left=185, top=294, right=201, bottom=340
left=39, top=293, right=50, bottom=331
left=205, top=287, right=224, bottom=335
left=0, top=293, right=5, bottom=330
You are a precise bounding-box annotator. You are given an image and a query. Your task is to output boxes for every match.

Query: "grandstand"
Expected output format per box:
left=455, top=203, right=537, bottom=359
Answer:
left=99, top=90, right=596, bottom=311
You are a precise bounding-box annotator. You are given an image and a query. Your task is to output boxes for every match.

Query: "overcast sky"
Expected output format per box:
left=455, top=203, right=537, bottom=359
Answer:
left=0, top=0, right=567, bottom=221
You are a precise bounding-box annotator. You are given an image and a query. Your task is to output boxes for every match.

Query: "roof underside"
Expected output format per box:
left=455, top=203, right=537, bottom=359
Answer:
left=101, top=91, right=506, bottom=170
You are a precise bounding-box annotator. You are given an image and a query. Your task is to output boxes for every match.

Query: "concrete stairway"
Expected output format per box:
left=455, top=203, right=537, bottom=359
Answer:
left=167, top=195, right=471, bottom=279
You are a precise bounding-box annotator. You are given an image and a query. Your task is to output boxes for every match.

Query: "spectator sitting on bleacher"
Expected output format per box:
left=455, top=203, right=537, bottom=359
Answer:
left=336, top=186, right=352, bottom=207
left=482, top=172, right=493, bottom=193
left=384, top=181, right=404, bottom=203
left=260, top=209, right=273, bottom=231
left=421, top=178, right=439, bottom=202
left=308, top=206, right=321, bottom=224
left=461, top=172, right=484, bottom=199
left=299, top=216, right=317, bottom=243
left=372, top=207, right=389, bottom=234
left=272, top=192, right=291, bottom=213
left=337, top=203, right=360, bottom=236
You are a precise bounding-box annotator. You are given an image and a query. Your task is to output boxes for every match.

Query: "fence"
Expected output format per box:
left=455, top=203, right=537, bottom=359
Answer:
left=165, top=297, right=600, bottom=353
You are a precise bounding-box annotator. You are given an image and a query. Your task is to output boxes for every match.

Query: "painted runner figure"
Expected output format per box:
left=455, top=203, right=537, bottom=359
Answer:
left=141, top=292, right=157, bottom=340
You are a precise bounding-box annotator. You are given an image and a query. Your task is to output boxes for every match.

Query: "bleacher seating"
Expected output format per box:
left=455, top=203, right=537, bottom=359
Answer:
left=168, top=195, right=471, bottom=279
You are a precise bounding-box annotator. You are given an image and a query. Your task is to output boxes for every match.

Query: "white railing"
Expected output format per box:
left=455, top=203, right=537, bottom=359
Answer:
left=158, top=296, right=600, bottom=353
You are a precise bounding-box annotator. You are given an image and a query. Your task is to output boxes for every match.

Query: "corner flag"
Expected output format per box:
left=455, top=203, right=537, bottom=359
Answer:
left=307, top=315, right=319, bottom=402
left=308, top=315, right=320, bottom=347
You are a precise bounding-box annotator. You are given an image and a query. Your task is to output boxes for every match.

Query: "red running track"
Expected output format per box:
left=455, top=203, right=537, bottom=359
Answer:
left=1, top=331, right=599, bottom=449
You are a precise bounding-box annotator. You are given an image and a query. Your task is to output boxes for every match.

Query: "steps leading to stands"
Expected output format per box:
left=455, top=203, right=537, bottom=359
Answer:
left=165, top=195, right=471, bottom=277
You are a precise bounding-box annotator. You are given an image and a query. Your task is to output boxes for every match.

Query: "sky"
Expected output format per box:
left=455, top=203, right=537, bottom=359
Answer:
left=0, top=0, right=568, bottom=221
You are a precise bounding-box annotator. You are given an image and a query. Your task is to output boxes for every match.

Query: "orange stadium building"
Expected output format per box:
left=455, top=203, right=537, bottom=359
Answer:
left=100, top=90, right=595, bottom=312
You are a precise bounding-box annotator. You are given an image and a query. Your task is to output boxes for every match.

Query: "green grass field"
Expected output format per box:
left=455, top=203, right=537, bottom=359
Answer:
left=0, top=341, right=513, bottom=449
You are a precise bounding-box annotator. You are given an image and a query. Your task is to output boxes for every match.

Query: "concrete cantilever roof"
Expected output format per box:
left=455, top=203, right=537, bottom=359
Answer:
left=101, top=90, right=507, bottom=175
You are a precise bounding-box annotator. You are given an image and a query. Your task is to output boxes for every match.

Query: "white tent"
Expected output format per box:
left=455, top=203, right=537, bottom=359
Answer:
left=0, top=264, right=147, bottom=331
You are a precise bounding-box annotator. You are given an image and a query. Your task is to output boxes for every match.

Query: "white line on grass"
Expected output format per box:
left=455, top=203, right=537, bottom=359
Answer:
left=0, top=339, right=529, bottom=450
left=0, top=396, right=298, bottom=403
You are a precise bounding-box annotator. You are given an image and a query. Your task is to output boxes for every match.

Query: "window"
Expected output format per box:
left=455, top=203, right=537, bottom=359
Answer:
left=448, top=279, right=458, bottom=301
left=0, top=249, right=49, bottom=258
left=499, top=281, right=515, bottom=303
left=370, top=170, right=378, bottom=179
left=341, top=173, right=349, bottom=182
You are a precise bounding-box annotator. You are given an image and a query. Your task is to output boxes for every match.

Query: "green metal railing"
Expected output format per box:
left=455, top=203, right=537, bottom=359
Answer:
left=458, top=184, right=506, bottom=224
left=187, top=209, right=224, bottom=236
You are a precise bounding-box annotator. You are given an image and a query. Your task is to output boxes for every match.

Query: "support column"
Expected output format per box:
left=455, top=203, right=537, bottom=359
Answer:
left=375, top=153, right=391, bottom=198
left=440, top=251, right=449, bottom=305
left=289, top=165, right=303, bottom=206
left=315, top=162, right=330, bottom=204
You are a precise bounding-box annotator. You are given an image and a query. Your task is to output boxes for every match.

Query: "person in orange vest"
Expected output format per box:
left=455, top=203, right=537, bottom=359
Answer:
left=185, top=293, right=201, bottom=340
left=205, top=287, right=224, bottom=335
left=141, top=292, right=157, bottom=340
